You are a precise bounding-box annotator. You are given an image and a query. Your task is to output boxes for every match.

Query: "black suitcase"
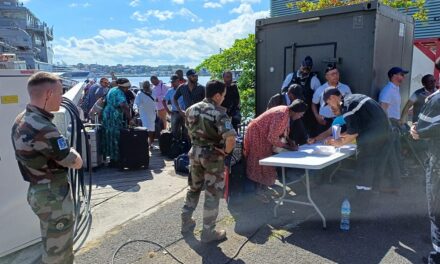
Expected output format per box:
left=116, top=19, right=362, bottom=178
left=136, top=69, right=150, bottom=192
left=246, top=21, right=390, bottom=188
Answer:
left=159, top=130, right=173, bottom=156
left=119, top=128, right=149, bottom=169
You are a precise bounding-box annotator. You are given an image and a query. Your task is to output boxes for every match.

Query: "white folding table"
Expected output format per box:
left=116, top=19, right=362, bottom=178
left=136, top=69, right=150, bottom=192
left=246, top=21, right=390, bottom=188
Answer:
left=259, top=144, right=356, bottom=229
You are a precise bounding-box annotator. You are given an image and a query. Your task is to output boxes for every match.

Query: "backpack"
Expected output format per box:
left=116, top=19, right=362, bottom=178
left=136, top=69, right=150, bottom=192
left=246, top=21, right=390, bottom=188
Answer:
left=174, top=153, right=189, bottom=174
left=168, top=139, right=191, bottom=159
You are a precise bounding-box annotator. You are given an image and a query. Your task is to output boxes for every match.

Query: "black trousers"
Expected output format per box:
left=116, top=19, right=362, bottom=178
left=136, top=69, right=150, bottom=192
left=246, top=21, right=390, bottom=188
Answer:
left=357, top=137, right=400, bottom=189
left=426, top=153, right=440, bottom=263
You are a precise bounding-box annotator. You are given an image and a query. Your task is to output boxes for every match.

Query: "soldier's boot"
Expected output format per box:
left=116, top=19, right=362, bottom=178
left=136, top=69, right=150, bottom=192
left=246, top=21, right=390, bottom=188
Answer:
left=181, top=217, right=196, bottom=233
left=200, top=229, right=226, bottom=243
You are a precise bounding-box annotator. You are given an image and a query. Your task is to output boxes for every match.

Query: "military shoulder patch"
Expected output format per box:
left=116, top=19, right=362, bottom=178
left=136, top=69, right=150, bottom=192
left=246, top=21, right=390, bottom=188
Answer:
left=57, top=138, right=68, bottom=150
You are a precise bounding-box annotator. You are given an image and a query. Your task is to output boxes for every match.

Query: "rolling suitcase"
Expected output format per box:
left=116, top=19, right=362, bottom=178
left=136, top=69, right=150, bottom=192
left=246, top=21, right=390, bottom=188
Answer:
left=159, top=130, right=173, bottom=156
left=119, top=128, right=149, bottom=169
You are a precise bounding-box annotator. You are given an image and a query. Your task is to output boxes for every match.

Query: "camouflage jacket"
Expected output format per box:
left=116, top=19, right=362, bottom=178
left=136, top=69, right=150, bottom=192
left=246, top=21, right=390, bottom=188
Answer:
left=11, top=105, right=78, bottom=184
left=185, top=98, right=236, bottom=147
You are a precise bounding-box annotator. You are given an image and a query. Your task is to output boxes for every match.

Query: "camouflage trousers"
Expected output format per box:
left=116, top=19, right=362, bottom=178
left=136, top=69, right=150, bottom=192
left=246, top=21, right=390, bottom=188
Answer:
left=27, top=181, right=75, bottom=264
left=182, top=146, right=225, bottom=232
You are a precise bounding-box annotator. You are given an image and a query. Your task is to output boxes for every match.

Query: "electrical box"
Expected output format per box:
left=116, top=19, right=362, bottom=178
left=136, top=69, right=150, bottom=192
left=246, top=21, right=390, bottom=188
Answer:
left=255, top=1, right=414, bottom=115
left=0, top=69, right=41, bottom=257
left=0, top=70, right=84, bottom=257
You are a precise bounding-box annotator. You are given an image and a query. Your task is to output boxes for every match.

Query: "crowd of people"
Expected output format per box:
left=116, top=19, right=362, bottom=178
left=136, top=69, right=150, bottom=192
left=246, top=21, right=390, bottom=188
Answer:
left=78, top=69, right=241, bottom=167
left=243, top=55, right=440, bottom=263
left=10, top=55, right=440, bottom=262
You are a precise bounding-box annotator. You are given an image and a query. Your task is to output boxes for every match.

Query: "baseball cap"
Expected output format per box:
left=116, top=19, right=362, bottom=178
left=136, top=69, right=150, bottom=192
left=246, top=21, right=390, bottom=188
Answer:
left=301, top=56, right=313, bottom=68
left=186, top=69, right=197, bottom=77
left=323, top=87, right=341, bottom=105
left=387, top=67, right=409, bottom=79
left=170, top=74, right=179, bottom=82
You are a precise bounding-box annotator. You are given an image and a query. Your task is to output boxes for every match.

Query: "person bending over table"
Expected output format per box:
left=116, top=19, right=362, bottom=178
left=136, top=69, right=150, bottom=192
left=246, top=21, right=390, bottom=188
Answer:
left=322, top=88, right=400, bottom=193
left=307, top=112, right=346, bottom=144
left=244, top=99, right=307, bottom=202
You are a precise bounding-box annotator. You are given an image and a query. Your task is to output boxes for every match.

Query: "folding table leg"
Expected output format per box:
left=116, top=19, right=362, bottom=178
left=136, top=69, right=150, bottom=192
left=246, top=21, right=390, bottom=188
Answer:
left=305, top=169, right=327, bottom=229
left=274, top=166, right=287, bottom=218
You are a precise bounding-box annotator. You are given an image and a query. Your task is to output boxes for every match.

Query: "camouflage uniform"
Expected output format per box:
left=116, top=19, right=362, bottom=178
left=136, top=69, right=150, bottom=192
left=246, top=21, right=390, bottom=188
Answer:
left=11, top=105, right=80, bottom=264
left=182, top=98, right=236, bottom=233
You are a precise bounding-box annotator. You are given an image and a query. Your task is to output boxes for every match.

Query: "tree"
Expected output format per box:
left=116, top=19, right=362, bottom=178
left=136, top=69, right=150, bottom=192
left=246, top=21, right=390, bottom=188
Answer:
left=287, top=0, right=427, bottom=20
left=196, top=34, right=256, bottom=119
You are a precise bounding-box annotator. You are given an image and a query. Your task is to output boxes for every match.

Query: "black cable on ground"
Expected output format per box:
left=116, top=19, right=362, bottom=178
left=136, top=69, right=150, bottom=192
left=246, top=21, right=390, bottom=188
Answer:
left=60, top=97, right=93, bottom=250
left=110, top=224, right=264, bottom=264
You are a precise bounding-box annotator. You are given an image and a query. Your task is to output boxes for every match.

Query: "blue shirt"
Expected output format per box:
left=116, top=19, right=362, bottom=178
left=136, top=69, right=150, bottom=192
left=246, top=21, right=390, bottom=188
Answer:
left=164, top=88, right=185, bottom=112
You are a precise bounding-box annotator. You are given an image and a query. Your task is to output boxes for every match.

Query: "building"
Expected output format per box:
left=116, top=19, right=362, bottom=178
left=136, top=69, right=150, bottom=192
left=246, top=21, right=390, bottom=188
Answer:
left=272, top=0, right=439, bottom=38
left=0, top=0, right=54, bottom=70
left=270, top=0, right=440, bottom=89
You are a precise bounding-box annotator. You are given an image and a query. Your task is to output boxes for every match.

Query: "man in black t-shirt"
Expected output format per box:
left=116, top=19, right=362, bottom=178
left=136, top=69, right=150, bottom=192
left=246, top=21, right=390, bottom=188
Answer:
left=324, top=88, right=400, bottom=192
left=402, top=74, right=437, bottom=123
left=221, top=70, right=241, bottom=130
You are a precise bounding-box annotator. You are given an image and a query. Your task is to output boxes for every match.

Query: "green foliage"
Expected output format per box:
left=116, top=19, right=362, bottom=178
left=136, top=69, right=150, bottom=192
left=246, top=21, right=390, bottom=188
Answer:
left=287, top=0, right=427, bottom=20
left=196, top=34, right=256, bottom=119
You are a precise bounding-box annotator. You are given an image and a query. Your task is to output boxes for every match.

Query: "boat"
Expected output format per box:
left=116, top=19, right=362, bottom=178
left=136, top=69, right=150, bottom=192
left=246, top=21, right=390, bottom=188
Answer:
left=0, top=0, right=54, bottom=70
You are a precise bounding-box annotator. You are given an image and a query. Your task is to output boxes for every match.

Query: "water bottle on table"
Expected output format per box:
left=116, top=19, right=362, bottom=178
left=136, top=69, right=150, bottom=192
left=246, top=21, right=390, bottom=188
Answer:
left=340, top=198, right=351, bottom=231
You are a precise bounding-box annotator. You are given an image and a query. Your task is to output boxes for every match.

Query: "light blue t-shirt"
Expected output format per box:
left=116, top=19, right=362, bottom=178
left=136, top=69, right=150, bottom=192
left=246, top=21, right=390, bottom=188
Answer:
left=164, top=88, right=185, bottom=111
left=312, top=82, right=352, bottom=118
left=379, top=82, right=401, bottom=119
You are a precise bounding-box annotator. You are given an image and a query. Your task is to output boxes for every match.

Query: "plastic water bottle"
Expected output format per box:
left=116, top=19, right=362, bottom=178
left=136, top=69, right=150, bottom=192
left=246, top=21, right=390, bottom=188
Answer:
left=340, top=198, right=351, bottom=231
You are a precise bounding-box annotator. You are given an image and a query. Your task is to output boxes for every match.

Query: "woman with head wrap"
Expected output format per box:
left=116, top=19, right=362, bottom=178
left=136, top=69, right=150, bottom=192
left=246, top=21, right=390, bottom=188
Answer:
left=244, top=99, right=307, bottom=201
left=102, top=78, right=133, bottom=165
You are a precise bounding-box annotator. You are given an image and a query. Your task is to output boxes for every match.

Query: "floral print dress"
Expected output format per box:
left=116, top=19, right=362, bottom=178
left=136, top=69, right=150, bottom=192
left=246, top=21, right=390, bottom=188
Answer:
left=102, top=87, right=127, bottom=162
left=244, top=105, right=291, bottom=186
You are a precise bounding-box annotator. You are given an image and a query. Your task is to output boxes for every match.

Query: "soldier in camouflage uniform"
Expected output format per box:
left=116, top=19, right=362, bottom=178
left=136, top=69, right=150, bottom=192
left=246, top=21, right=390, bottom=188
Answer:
left=181, top=80, right=236, bottom=242
left=11, top=72, right=83, bottom=264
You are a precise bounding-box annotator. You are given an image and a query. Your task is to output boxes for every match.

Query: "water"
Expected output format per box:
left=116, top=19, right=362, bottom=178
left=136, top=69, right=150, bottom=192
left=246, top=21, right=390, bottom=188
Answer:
left=340, top=198, right=351, bottom=231
left=73, top=76, right=212, bottom=87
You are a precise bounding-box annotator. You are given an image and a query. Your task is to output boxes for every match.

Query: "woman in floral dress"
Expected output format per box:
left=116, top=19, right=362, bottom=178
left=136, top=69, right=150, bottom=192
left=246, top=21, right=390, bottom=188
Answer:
left=102, top=78, right=133, bottom=165
left=244, top=100, right=307, bottom=201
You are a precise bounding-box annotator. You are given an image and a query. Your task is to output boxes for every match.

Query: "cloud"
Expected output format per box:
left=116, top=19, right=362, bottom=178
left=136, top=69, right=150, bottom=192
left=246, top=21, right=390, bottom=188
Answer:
left=68, top=2, right=91, bottom=8
left=172, top=0, right=184, bottom=4
left=230, top=3, right=253, bottom=14
left=131, top=8, right=201, bottom=22
left=204, top=2, right=222, bottom=8
left=177, top=8, right=202, bottom=22
left=53, top=10, right=269, bottom=66
left=129, top=0, right=141, bottom=7
left=99, top=29, right=129, bottom=39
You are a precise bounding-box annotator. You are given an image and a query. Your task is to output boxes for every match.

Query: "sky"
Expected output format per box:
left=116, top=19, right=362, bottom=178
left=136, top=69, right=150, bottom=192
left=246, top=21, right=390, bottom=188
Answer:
left=23, top=0, right=270, bottom=67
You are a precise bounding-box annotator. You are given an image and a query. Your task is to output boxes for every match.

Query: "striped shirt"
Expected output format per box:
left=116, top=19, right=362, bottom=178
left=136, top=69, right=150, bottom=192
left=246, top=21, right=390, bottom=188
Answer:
left=174, top=83, right=205, bottom=110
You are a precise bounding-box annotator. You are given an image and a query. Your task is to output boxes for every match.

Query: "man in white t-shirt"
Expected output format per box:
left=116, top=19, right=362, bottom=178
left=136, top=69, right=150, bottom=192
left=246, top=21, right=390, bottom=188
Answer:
left=134, top=81, right=157, bottom=148
left=379, top=67, right=408, bottom=122
left=379, top=66, right=409, bottom=178
left=312, top=65, right=351, bottom=134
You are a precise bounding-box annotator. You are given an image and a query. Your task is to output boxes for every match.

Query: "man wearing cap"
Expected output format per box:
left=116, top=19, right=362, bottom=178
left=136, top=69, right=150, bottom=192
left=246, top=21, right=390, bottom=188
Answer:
left=312, top=64, right=351, bottom=134
left=324, top=88, right=400, bottom=193
left=281, top=55, right=321, bottom=137
left=267, top=84, right=308, bottom=145
left=173, top=69, right=205, bottom=118
left=163, top=74, right=187, bottom=140
left=379, top=66, right=410, bottom=178
left=411, top=57, right=440, bottom=264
